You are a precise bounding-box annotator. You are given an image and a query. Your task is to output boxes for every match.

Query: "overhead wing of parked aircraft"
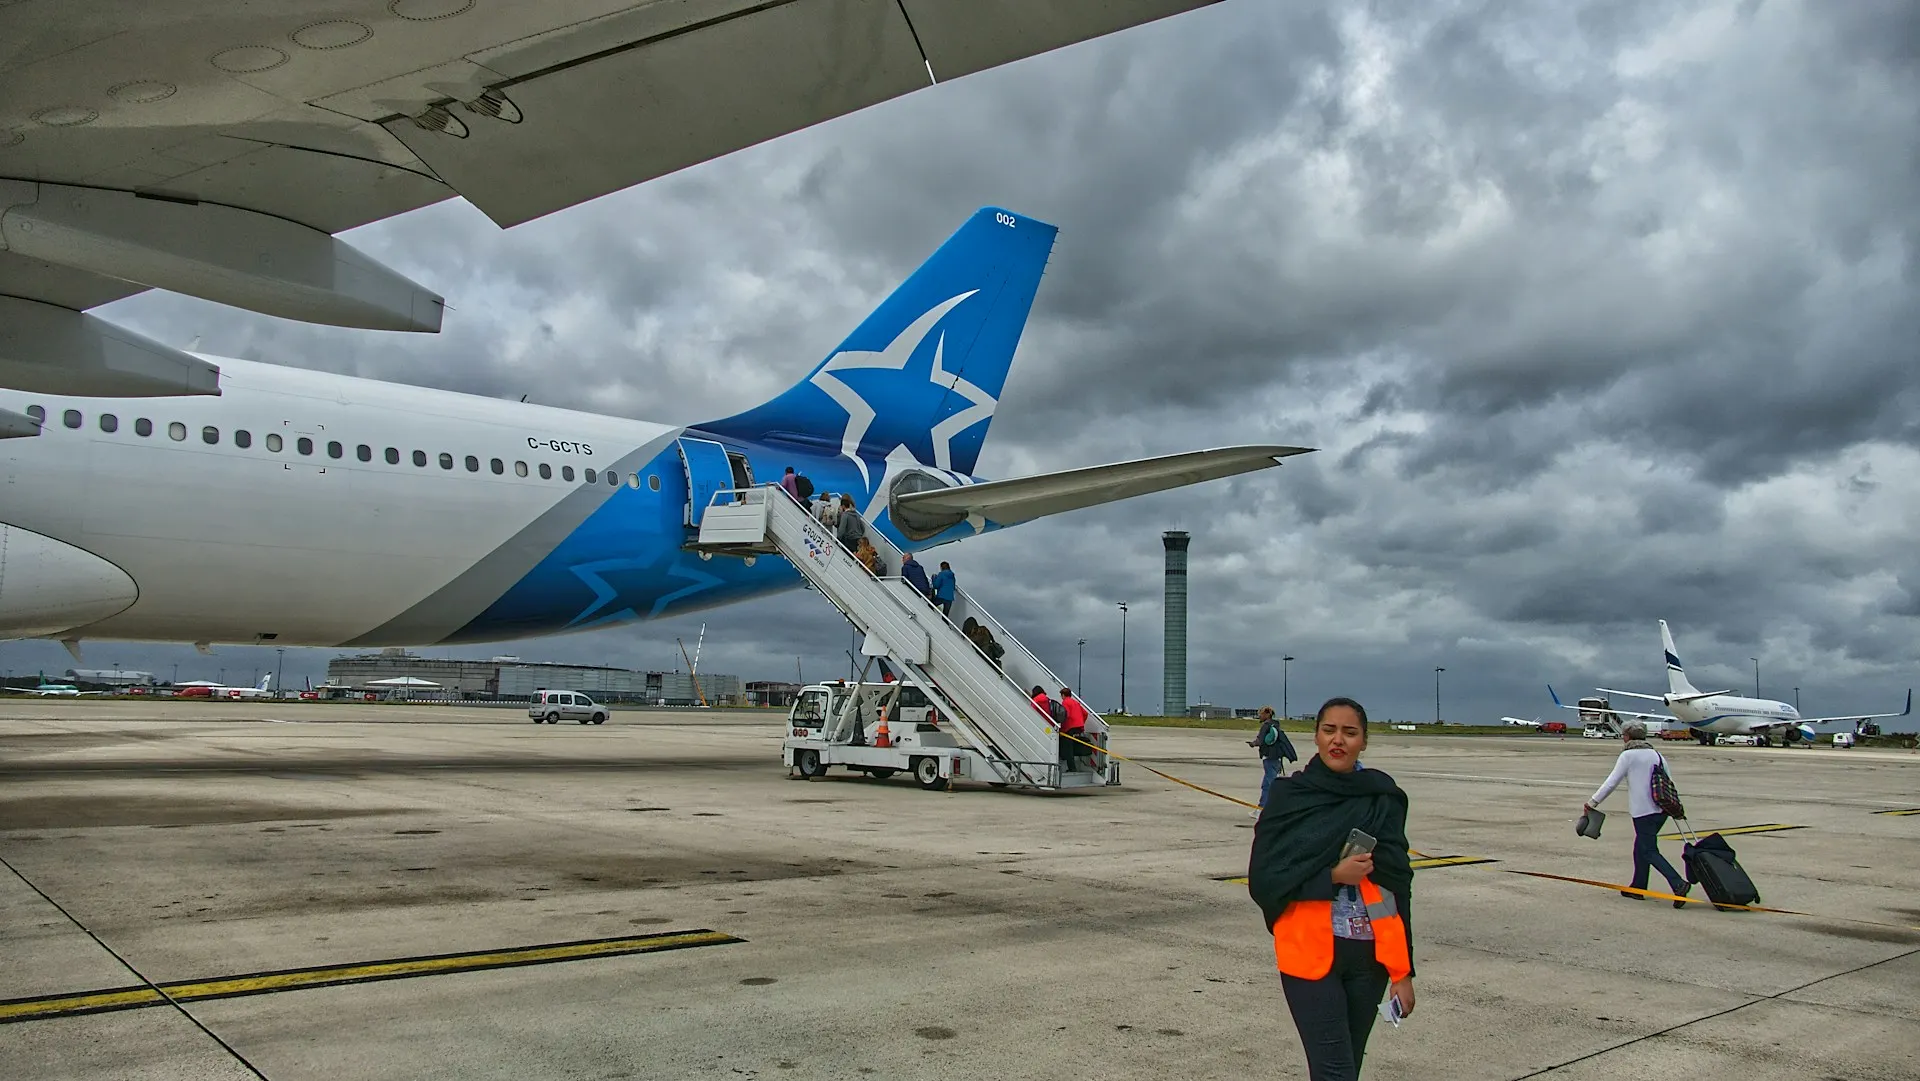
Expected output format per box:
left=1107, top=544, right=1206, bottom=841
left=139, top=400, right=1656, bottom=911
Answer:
left=0, top=0, right=1221, bottom=398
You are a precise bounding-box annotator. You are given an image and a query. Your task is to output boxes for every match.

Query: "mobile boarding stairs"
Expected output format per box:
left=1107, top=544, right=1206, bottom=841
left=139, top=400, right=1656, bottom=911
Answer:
left=691, top=485, right=1115, bottom=792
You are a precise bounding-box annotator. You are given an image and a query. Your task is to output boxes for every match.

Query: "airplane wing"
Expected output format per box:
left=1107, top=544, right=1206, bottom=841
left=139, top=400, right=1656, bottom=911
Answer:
left=890, top=445, right=1312, bottom=531
left=1, top=1, right=1220, bottom=396
left=1792, top=689, right=1912, bottom=726
left=1592, top=687, right=1674, bottom=703
left=1546, top=686, right=1669, bottom=721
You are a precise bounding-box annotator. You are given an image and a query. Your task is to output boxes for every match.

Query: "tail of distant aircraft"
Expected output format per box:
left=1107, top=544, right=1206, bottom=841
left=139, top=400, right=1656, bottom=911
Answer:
left=1660, top=620, right=1700, bottom=696
left=698, top=207, right=1058, bottom=485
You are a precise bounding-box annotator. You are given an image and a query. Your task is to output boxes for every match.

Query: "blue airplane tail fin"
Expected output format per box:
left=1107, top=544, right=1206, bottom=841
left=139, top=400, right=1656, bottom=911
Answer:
left=699, top=207, right=1057, bottom=480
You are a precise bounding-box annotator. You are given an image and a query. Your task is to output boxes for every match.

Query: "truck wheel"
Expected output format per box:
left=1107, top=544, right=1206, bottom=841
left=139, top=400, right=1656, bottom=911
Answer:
left=912, top=756, right=948, bottom=791
left=866, top=768, right=896, bottom=780
left=796, top=749, right=827, bottom=778
left=545, top=712, right=560, bottom=725
left=592, top=714, right=606, bottom=725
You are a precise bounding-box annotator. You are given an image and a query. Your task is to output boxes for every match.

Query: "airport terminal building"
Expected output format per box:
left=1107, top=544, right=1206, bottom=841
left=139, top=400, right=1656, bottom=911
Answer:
left=325, top=649, right=742, bottom=706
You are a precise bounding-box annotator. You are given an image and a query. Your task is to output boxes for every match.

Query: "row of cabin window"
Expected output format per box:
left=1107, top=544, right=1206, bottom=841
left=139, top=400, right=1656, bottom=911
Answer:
left=24, top=404, right=661, bottom=490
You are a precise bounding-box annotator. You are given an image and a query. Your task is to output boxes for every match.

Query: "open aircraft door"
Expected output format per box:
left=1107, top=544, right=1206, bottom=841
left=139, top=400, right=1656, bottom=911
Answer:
left=676, top=437, right=736, bottom=527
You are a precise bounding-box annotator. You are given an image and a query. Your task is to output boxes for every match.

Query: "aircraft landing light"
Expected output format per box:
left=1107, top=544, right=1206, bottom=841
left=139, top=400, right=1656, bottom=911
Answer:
left=0, top=929, right=740, bottom=1025
left=1658, top=823, right=1807, bottom=841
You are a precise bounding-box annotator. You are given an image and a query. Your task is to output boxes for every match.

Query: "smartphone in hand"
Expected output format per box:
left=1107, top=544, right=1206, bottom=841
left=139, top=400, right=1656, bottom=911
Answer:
left=1379, top=992, right=1404, bottom=1029
left=1340, top=828, right=1377, bottom=862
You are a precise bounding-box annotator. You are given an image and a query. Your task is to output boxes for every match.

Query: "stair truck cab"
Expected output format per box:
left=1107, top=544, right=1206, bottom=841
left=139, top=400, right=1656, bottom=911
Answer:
left=785, top=678, right=1110, bottom=791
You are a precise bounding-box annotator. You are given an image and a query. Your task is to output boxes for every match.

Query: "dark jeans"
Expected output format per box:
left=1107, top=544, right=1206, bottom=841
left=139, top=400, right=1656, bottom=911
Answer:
left=1258, top=756, right=1288, bottom=805
left=1058, top=729, right=1086, bottom=773
left=1632, top=812, right=1686, bottom=892
left=1281, top=937, right=1391, bottom=1081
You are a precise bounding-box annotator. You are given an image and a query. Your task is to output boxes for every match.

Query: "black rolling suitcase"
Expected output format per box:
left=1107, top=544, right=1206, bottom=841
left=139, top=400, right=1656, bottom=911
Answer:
left=1680, top=824, right=1760, bottom=910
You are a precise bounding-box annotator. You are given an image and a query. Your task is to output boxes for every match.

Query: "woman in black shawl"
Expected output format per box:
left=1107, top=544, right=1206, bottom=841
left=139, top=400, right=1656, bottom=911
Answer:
left=1248, top=697, right=1415, bottom=1081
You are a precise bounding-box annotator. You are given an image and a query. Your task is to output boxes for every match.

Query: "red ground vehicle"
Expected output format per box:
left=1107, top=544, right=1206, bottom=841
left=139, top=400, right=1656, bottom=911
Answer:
left=1540, top=721, right=1568, bottom=734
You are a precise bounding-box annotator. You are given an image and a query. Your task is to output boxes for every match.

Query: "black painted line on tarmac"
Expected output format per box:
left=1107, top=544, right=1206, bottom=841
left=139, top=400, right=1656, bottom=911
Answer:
left=1658, top=822, right=1806, bottom=840
left=1215, top=855, right=1499, bottom=885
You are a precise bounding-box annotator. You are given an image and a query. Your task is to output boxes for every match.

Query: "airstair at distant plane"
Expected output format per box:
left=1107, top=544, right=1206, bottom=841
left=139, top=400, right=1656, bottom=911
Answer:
left=691, top=485, right=1114, bottom=791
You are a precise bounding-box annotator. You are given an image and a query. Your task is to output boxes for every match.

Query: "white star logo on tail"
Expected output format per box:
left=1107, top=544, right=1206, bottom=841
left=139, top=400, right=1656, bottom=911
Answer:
left=808, top=290, right=991, bottom=487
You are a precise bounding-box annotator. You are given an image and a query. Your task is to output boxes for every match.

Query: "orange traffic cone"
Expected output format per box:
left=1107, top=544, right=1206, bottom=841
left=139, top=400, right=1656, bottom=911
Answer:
left=874, top=716, right=893, bottom=748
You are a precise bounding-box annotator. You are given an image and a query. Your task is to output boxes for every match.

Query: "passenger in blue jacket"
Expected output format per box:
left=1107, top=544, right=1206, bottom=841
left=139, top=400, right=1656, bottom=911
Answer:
left=1250, top=706, right=1299, bottom=810
left=931, top=562, right=957, bottom=616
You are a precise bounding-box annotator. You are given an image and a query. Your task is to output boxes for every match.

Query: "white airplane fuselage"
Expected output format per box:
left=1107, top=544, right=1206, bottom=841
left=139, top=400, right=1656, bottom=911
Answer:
left=1662, top=693, right=1800, bottom=736
left=0, top=358, right=863, bottom=647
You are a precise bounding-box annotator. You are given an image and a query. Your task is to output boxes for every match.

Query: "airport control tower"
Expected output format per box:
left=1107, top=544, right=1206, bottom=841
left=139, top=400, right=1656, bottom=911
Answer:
left=1163, top=531, right=1190, bottom=718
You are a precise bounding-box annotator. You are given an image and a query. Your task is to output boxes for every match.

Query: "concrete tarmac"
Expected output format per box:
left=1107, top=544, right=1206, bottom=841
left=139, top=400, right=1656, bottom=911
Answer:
left=2, top=704, right=1916, bottom=1080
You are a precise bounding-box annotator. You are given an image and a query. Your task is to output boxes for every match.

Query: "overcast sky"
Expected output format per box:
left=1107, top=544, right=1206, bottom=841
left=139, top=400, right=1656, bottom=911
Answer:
left=6, top=0, right=1918, bottom=725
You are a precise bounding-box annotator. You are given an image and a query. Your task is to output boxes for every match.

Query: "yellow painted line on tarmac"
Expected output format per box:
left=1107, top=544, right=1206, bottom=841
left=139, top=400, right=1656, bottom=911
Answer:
left=1215, top=855, right=1496, bottom=886
left=1872, top=808, right=1920, bottom=816
left=0, top=929, right=740, bottom=1025
left=1658, top=823, right=1805, bottom=841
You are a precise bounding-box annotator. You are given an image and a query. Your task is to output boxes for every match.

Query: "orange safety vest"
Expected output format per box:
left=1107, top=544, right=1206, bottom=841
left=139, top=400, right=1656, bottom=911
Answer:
left=1271, top=876, right=1410, bottom=982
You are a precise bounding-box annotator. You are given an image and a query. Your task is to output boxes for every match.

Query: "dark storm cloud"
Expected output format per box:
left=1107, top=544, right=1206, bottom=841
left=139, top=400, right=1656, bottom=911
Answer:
left=59, top=0, right=1920, bottom=726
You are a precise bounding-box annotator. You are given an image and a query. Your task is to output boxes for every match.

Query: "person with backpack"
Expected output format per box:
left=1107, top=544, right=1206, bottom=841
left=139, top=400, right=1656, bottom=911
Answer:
left=834, top=494, right=865, bottom=553
left=1057, top=687, right=1090, bottom=772
left=794, top=471, right=815, bottom=503
left=1583, top=722, right=1693, bottom=906
left=780, top=466, right=800, bottom=501
left=1249, top=705, right=1299, bottom=810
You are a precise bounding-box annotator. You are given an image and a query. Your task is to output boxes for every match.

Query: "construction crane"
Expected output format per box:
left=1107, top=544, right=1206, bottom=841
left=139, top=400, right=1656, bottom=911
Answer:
left=676, top=624, right=709, bottom=707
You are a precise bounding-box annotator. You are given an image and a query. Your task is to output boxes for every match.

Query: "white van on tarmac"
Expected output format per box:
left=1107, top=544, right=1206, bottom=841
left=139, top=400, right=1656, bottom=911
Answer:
left=528, top=690, right=609, bottom=725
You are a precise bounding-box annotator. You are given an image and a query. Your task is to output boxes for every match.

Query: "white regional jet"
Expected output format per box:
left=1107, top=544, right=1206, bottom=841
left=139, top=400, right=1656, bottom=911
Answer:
left=2, top=680, right=106, bottom=697
left=1550, top=620, right=1911, bottom=747
left=211, top=674, right=277, bottom=701
left=0, top=3, right=1271, bottom=653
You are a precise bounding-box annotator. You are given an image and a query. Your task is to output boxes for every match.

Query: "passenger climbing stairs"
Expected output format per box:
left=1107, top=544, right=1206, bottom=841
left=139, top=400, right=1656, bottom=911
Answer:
left=690, top=485, right=1113, bottom=791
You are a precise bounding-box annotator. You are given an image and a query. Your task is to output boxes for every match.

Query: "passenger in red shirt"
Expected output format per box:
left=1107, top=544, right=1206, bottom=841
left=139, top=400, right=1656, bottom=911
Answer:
left=1058, top=687, right=1092, bottom=773
left=1058, top=687, right=1089, bottom=735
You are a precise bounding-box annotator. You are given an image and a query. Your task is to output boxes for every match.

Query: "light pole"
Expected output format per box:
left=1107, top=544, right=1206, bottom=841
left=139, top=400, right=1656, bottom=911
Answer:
left=1076, top=639, right=1087, bottom=690
left=1793, top=686, right=1800, bottom=711
left=1750, top=657, right=1759, bottom=698
left=1282, top=655, right=1294, bottom=721
left=1117, top=602, right=1129, bottom=715
left=275, top=648, right=285, bottom=698
left=1434, top=666, right=1445, bottom=725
